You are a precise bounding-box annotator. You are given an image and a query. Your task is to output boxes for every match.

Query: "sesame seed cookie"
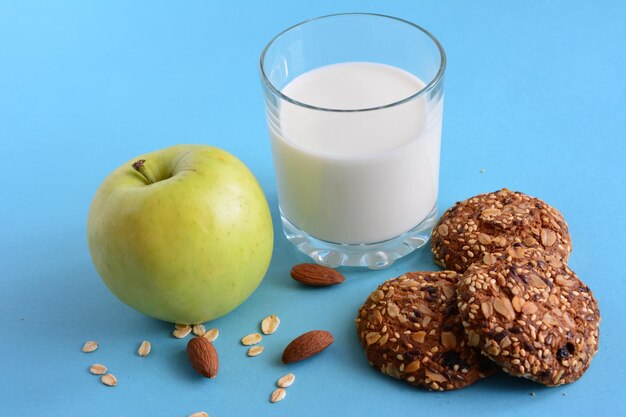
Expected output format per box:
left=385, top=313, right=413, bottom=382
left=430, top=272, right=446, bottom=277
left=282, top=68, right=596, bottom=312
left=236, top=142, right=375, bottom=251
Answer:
left=457, top=246, right=600, bottom=386
left=356, top=271, right=496, bottom=391
left=431, top=189, right=572, bottom=273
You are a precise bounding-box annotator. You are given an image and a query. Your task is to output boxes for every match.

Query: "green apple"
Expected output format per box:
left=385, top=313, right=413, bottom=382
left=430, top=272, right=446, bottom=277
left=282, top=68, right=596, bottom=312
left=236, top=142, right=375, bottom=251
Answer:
left=87, top=144, right=273, bottom=324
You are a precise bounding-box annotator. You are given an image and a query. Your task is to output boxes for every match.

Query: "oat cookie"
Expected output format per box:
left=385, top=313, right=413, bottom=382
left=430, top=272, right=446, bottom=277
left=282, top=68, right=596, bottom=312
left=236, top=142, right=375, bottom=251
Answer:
left=356, top=271, right=496, bottom=391
left=431, top=189, right=572, bottom=273
left=457, top=246, right=600, bottom=386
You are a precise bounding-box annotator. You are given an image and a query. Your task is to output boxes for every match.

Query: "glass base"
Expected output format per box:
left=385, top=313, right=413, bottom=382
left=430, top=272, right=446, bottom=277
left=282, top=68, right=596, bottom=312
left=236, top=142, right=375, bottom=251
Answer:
left=280, top=205, right=437, bottom=269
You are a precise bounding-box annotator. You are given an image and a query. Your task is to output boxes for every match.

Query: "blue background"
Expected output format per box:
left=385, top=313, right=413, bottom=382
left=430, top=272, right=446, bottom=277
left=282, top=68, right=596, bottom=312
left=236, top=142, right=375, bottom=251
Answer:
left=1, top=1, right=625, bottom=416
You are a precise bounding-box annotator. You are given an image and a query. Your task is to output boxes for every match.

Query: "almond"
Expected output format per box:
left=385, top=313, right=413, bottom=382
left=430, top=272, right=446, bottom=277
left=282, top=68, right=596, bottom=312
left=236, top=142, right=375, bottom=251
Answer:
left=282, top=330, right=334, bottom=363
left=186, top=336, right=218, bottom=378
left=493, top=297, right=516, bottom=320
left=404, top=360, right=421, bottom=372
left=290, top=264, right=345, bottom=287
left=441, top=332, right=457, bottom=349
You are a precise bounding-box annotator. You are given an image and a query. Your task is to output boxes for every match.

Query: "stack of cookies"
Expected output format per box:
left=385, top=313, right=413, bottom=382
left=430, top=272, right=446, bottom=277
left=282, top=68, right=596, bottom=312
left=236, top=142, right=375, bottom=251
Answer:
left=356, top=189, right=600, bottom=390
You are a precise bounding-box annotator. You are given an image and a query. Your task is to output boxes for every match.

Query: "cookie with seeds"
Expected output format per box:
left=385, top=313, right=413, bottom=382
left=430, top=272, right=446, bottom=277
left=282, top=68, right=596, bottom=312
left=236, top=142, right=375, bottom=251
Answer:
left=431, top=188, right=572, bottom=273
left=458, top=246, right=600, bottom=386
left=356, top=271, right=496, bottom=391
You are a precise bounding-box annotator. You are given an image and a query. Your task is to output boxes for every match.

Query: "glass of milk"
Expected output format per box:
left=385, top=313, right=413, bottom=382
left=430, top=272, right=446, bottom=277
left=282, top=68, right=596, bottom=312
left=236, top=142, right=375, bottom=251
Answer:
left=260, top=13, right=446, bottom=269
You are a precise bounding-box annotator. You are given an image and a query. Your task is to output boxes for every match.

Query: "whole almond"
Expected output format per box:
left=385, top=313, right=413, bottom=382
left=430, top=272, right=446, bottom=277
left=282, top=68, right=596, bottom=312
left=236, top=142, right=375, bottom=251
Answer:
left=282, top=330, right=334, bottom=363
left=290, top=264, right=345, bottom=287
left=186, top=337, right=218, bottom=378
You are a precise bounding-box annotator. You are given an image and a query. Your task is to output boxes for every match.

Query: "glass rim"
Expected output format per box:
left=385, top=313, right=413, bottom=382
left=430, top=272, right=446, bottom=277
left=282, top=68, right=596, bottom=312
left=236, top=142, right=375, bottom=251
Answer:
left=259, top=12, right=446, bottom=113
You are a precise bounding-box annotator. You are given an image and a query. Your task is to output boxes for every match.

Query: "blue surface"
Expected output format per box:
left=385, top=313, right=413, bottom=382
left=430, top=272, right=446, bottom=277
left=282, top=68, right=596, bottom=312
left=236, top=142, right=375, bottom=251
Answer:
left=1, top=1, right=625, bottom=416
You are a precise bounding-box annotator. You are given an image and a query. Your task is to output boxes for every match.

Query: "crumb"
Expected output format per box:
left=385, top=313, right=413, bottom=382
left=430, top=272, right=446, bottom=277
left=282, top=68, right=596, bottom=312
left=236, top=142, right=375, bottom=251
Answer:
left=479, top=169, right=486, bottom=173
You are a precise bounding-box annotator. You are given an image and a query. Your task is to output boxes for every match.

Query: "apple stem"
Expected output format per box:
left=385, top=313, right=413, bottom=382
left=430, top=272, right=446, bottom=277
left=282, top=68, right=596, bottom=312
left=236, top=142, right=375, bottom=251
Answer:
left=132, top=159, right=158, bottom=184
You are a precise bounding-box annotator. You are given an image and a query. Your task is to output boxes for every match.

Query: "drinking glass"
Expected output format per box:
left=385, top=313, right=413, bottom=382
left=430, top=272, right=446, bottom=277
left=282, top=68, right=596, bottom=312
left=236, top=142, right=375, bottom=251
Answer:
left=260, top=13, right=446, bottom=269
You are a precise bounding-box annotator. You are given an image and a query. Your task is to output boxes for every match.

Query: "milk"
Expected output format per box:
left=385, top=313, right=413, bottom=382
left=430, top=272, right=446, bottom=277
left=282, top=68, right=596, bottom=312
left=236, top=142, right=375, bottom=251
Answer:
left=269, top=62, right=443, bottom=244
